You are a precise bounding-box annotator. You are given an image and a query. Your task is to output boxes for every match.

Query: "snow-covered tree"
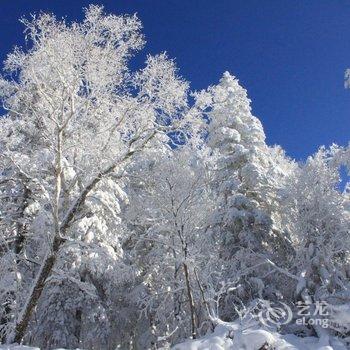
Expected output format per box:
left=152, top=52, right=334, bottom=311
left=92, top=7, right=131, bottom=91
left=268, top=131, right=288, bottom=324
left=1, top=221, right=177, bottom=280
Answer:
left=124, top=145, right=217, bottom=347
left=193, top=72, right=296, bottom=317
left=0, top=5, right=190, bottom=345
left=282, top=146, right=350, bottom=341
left=1, top=5, right=350, bottom=350
left=0, top=149, right=46, bottom=343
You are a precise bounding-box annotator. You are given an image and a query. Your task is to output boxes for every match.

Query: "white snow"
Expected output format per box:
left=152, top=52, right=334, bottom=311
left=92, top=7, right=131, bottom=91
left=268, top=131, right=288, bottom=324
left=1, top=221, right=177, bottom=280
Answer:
left=172, top=323, right=348, bottom=350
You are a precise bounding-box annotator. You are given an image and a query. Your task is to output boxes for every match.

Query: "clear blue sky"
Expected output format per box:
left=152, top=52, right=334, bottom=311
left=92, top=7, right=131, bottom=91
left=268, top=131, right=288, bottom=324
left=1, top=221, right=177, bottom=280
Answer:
left=1, top=0, right=350, bottom=160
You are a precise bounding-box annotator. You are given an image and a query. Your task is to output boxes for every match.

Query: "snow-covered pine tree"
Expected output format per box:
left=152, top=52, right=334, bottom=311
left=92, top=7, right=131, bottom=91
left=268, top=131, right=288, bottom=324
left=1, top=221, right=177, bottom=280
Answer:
left=194, top=72, right=296, bottom=319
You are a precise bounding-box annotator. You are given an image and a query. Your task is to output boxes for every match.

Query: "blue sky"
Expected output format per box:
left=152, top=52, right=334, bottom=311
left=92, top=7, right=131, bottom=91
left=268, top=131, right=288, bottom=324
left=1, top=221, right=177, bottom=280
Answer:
left=1, top=1, right=350, bottom=160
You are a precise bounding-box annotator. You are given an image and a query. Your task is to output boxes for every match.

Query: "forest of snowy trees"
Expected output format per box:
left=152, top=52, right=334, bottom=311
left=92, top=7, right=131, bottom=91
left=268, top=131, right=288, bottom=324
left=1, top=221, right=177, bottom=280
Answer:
left=0, top=5, right=350, bottom=350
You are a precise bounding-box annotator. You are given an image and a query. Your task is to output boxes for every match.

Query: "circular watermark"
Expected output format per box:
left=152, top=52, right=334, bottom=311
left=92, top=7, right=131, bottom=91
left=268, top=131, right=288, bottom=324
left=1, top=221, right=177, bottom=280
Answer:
left=256, top=300, right=293, bottom=328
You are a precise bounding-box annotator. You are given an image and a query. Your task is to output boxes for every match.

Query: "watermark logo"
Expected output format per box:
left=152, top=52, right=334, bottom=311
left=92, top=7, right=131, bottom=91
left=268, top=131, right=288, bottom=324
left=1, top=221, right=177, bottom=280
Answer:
left=256, top=300, right=293, bottom=328
left=256, top=300, right=331, bottom=329
left=295, top=300, right=330, bottom=329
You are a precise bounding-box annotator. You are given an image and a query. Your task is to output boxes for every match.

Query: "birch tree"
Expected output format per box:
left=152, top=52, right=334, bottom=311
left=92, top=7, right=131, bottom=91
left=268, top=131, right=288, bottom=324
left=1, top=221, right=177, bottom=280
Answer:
left=0, top=5, right=189, bottom=344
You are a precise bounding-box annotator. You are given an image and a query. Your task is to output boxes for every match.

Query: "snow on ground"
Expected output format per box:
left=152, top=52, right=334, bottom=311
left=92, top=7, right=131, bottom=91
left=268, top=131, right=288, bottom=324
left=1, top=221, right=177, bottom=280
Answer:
left=1, top=326, right=347, bottom=350
left=172, top=323, right=348, bottom=350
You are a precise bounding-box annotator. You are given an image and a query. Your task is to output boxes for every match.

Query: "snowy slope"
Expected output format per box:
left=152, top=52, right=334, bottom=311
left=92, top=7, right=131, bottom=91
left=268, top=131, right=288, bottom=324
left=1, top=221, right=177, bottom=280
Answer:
left=1, top=327, right=348, bottom=350
left=172, top=323, right=348, bottom=350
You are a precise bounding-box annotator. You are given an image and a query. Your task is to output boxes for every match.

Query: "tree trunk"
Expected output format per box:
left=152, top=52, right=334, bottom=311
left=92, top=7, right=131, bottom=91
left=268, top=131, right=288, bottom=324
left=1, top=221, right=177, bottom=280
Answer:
left=12, top=234, right=64, bottom=344
left=183, top=262, right=196, bottom=339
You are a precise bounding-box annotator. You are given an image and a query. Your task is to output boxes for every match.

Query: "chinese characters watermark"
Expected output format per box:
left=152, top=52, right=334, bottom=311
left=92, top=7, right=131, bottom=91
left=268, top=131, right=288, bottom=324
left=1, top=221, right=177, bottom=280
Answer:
left=255, top=300, right=333, bottom=329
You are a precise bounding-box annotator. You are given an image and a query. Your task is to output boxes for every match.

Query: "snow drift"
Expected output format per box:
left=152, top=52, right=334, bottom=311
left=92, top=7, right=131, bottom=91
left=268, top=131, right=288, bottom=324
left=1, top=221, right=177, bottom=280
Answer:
left=172, top=323, right=348, bottom=350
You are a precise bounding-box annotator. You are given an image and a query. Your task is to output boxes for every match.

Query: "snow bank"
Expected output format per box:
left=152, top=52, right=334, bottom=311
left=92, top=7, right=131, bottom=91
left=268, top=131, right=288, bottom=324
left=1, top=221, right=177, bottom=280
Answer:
left=172, top=323, right=348, bottom=350
left=1, top=326, right=347, bottom=350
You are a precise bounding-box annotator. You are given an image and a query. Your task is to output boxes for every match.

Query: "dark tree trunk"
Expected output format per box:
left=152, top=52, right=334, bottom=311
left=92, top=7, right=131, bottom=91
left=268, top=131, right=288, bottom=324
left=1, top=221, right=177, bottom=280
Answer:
left=13, top=234, right=64, bottom=344
left=183, top=262, right=196, bottom=339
